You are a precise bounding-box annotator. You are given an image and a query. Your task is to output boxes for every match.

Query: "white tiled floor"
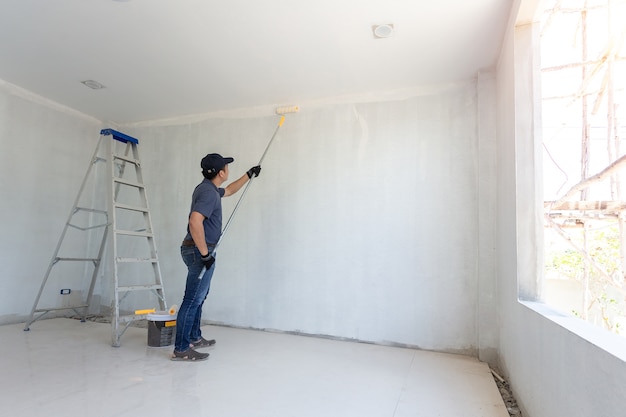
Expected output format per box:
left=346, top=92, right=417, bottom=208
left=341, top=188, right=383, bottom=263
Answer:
left=2, top=318, right=509, bottom=417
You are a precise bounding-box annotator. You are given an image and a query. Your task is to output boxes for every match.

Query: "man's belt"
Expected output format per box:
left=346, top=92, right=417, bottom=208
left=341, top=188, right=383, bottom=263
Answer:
left=182, top=240, right=216, bottom=248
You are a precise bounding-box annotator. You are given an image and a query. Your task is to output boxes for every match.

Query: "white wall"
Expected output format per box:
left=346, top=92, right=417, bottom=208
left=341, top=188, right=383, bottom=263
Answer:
left=496, top=3, right=626, bottom=416
left=0, top=81, right=103, bottom=323
left=126, top=81, right=493, bottom=355
left=0, top=73, right=498, bottom=357
left=477, top=71, right=499, bottom=365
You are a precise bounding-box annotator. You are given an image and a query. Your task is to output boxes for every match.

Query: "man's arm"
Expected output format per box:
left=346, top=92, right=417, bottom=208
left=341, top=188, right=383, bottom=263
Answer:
left=223, top=173, right=250, bottom=197
left=188, top=211, right=210, bottom=256
left=224, top=166, right=261, bottom=197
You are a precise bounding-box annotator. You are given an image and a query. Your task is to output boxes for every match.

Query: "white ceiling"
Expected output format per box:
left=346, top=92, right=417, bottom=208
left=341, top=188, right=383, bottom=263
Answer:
left=0, top=0, right=513, bottom=124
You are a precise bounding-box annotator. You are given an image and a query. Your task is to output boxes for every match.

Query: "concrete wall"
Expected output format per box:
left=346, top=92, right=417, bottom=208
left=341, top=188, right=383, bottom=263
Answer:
left=495, top=2, right=626, bottom=416
left=126, top=81, right=496, bottom=355
left=0, top=76, right=499, bottom=358
left=0, top=81, right=103, bottom=323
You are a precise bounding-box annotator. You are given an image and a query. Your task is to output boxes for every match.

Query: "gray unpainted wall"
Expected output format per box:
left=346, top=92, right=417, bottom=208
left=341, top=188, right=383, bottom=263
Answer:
left=0, top=77, right=497, bottom=359
left=130, top=82, right=495, bottom=357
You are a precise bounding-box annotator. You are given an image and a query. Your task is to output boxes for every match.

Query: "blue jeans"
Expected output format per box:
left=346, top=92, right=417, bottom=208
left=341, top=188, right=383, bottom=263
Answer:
left=174, top=245, right=216, bottom=352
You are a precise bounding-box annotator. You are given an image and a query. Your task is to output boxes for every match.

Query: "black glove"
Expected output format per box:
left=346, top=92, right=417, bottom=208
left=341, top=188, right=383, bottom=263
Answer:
left=247, top=165, right=261, bottom=179
left=200, top=252, right=215, bottom=270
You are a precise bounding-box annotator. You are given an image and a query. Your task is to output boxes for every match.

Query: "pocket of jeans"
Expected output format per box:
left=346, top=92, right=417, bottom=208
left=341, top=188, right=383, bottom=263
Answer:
left=180, top=246, right=197, bottom=266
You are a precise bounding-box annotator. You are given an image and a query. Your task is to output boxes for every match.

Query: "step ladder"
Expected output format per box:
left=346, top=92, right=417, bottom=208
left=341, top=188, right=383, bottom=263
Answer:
left=24, top=129, right=167, bottom=347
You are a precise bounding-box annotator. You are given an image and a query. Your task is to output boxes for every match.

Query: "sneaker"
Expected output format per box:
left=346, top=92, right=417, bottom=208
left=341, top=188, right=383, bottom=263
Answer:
left=190, top=336, right=216, bottom=349
left=170, top=348, right=209, bottom=361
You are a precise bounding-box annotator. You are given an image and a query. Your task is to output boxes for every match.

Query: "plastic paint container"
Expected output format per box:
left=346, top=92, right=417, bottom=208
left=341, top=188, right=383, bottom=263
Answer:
left=147, top=312, right=176, bottom=347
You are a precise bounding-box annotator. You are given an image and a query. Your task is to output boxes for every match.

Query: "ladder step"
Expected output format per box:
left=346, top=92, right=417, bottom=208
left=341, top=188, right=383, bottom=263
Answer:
left=57, top=257, right=100, bottom=262
left=117, top=284, right=163, bottom=292
left=113, top=153, right=140, bottom=165
left=114, top=203, right=149, bottom=213
left=115, top=229, right=153, bottom=238
left=113, top=177, right=144, bottom=189
left=75, top=207, right=108, bottom=215
left=116, top=257, right=158, bottom=263
left=68, top=222, right=108, bottom=232
left=118, top=314, right=149, bottom=323
left=35, top=305, right=88, bottom=313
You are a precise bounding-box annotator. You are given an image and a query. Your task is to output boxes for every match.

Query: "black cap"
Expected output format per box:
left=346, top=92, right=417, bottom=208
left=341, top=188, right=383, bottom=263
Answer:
left=201, top=153, right=234, bottom=174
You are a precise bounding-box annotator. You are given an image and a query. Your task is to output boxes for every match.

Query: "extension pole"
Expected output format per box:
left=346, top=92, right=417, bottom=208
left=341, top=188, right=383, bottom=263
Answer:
left=211, top=105, right=299, bottom=258
left=213, top=115, right=284, bottom=254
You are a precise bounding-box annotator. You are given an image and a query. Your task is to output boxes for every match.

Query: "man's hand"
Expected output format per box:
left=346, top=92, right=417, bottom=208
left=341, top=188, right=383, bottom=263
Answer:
left=201, top=252, right=215, bottom=270
left=247, top=165, right=261, bottom=179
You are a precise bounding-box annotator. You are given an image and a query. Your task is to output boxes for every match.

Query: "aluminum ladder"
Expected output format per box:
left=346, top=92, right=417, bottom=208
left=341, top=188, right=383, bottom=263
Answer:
left=24, top=129, right=167, bottom=347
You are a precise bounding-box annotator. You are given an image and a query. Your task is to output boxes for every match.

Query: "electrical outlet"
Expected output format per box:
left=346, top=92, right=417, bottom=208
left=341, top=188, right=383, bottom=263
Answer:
left=60, top=289, right=71, bottom=295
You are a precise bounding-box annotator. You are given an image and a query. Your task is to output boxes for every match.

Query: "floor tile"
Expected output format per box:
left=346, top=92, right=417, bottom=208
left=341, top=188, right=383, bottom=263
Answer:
left=0, top=319, right=509, bottom=417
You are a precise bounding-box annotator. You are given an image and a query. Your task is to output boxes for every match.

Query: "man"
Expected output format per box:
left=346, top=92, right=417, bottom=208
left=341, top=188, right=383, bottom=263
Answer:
left=171, top=153, right=261, bottom=361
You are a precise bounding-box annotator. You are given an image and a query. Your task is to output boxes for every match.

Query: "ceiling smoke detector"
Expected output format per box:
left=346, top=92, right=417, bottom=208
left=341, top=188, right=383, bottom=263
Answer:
left=81, top=80, right=106, bottom=90
left=372, top=23, right=394, bottom=39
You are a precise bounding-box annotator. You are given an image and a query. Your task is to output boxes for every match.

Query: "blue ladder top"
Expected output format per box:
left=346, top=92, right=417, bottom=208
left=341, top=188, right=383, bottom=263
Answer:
left=100, top=128, right=139, bottom=144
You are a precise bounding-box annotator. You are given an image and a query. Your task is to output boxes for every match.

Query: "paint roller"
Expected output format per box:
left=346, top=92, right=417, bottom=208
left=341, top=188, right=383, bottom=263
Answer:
left=135, top=305, right=178, bottom=315
left=134, top=308, right=156, bottom=315
left=275, top=105, right=300, bottom=116
left=198, top=105, right=299, bottom=276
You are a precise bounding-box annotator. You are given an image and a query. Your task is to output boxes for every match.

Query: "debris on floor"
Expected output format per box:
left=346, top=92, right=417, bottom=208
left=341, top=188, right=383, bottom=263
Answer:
left=491, top=368, right=522, bottom=416
left=72, top=314, right=147, bottom=328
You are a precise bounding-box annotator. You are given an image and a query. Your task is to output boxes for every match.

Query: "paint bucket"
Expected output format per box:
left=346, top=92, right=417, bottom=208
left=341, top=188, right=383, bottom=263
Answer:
left=147, top=312, right=176, bottom=347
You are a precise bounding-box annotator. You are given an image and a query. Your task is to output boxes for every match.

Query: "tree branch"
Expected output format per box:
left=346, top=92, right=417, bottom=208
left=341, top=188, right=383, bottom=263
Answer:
left=547, top=153, right=626, bottom=209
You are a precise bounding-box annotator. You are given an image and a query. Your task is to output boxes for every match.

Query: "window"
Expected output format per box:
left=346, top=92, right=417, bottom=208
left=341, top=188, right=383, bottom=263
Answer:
left=541, top=0, right=626, bottom=336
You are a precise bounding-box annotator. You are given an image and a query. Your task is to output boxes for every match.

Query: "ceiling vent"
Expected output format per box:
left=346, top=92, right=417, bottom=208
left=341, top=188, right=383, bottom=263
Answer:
left=81, top=80, right=106, bottom=90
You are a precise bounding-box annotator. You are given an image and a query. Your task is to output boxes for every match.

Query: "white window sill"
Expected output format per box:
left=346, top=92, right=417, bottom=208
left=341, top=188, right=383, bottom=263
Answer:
left=519, top=300, right=626, bottom=362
